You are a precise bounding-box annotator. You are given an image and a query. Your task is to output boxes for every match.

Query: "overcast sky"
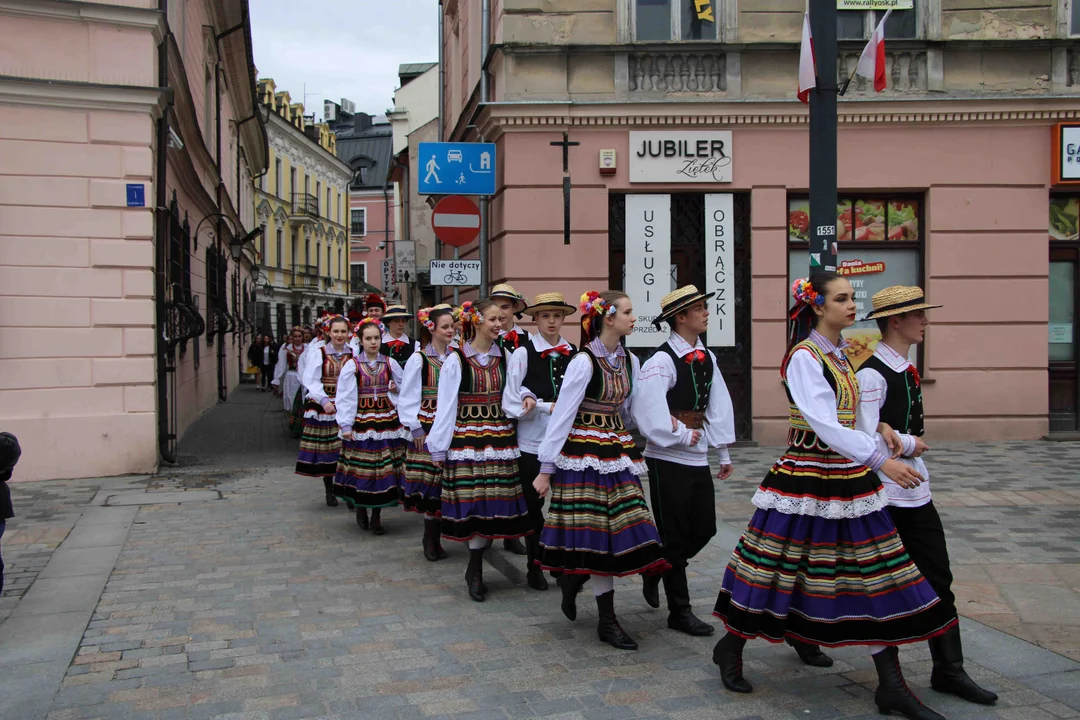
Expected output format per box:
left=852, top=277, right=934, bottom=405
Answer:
left=250, top=0, right=438, bottom=121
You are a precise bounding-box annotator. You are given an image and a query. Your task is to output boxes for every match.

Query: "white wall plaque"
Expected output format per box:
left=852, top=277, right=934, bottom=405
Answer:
left=705, top=193, right=735, bottom=347
left=629, top=131, right=733, bottom=183
left=624, top=194, right=671, bottom=348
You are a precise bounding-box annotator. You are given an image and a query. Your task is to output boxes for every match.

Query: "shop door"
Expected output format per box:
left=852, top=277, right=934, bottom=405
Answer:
left=609, top=193, right=753, bottom=440
left=1049, top=247, right=1078, bottom=431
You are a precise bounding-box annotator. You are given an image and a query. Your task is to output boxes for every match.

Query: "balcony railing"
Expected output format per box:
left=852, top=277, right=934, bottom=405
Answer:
left=628, top=49, right=727, bottom=95
left=838, top=49, right=928, bottom=93
left=290, top=193, right=319, bottom=220
left=290, top=264, right=319, bottom=289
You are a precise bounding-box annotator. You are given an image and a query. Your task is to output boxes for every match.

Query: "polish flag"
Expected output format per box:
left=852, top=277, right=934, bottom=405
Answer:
left=855, top=9, right=892, bottom=92
left=797, top=11, right=815, bottom=104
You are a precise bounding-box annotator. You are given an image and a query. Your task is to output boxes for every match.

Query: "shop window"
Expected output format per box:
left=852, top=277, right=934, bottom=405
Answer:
left=838, top=7, right=918, bottom=40
left=1072, top=0, right=1080, bottom=35
left=634, top=0, right=718, bottom=41
left=787, top=195, right=923, bottom=369
left=1049, top=196, right=1079, bottom=430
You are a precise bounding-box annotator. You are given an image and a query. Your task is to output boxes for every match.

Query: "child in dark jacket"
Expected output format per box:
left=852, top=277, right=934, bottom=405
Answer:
left=0, top=432, right=21, bottom=596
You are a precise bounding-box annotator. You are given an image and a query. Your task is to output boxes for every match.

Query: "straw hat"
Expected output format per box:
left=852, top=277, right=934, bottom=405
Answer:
left=490, top=283, right=527, bottom=313
left=381, top=304, right=411, bottom=321
left=652, top=285, right=714, bottom=328
left=863, top=286, right=942, bottom=321
left=524, top=292, right=576, bottom=317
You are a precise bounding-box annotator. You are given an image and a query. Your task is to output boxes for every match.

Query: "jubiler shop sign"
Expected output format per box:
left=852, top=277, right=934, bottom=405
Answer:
left=629, top=131, right=733, bottom=183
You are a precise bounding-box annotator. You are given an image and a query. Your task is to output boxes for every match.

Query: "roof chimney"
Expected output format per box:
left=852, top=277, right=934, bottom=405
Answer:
left=354, top=112, right=373, bottom=134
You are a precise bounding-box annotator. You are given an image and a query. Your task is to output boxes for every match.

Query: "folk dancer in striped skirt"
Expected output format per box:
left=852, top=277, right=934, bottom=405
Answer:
left=532, top=291, right=669, bottom=651
left=295, top=315, right=356, bottom=507
left=333, top=318, right=408, bottom=536
left=271, top=327, right=307, bottom=437
left=502, top=292, right=578, bottom=591
left=428, top=299, right=533, bottom=602
left=711, top=273, right=956, bottom=720
left=398, top=305, right=456, bottom=560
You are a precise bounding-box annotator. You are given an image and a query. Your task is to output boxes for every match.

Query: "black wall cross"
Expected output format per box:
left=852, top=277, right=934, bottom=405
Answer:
left=550, top=131, right=580, bottom=245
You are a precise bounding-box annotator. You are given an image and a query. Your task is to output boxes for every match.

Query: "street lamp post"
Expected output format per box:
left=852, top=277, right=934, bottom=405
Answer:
left=809, top=0, right=839, bottom=274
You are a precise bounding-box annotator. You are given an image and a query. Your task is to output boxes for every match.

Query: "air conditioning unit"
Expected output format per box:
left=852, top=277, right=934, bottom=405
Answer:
left=323, top=101, right=337, bottom=121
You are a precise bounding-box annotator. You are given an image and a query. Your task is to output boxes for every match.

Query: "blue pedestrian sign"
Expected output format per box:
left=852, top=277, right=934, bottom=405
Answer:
left=418, top=142, right=496, bottom=196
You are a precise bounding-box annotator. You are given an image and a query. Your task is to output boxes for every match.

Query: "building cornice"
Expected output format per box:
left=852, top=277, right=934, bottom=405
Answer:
left=265, top=110, right=352, bottom=179
left=0, top=0, right=165, bottom=44
left=0, top=75, right=167, bottom=116
left=482, top=97, right=1080, bottom=133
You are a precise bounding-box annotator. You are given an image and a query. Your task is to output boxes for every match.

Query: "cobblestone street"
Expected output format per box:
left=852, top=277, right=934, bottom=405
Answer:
left=1, top=386, right=1079, bottom=720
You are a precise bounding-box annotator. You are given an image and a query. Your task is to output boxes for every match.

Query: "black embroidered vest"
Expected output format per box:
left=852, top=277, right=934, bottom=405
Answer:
left=523, top=341, right=576, bottom=402
left=380, top=338, right=415, bottom=365
left=859, top=355, right=925, bottom=437
left=659, top=342, right=713, bottom=412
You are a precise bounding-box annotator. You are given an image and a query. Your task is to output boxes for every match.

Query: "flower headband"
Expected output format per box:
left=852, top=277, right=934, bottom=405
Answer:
left=320, top=313, right=347, bottom=333
left=791, top=278, right=825, bottom=307
left=579, top=291, right=616, bottom=337
left=417, top=307, right=433, bottom=331
left=459, top=301, right=484, bottom=326
left=353, top=317, right=381, bottom=336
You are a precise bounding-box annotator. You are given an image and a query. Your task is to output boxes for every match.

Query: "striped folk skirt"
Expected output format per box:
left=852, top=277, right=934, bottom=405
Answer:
left=295, top=400, right=341, bottom=477
left=712, top=440, right=957, bottom=647
left=333, top=399, right=408, bottom=509
left=401, top=417, right=442, bottom=515
left=538, top=421, right=668, bottom=577
left=440, top=417, right=532, bottom=541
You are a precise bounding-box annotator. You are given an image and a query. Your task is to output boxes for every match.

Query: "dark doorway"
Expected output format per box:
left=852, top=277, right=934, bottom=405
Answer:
left=609, top=193, right=753, bottom=439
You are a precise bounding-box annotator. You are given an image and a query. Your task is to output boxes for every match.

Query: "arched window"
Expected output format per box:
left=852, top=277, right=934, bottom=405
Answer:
left=350, top=155, right=375, bottom=186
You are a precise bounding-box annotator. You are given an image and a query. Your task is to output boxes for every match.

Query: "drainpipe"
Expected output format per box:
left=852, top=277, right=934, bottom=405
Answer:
left=155, top=0, right=174, bottom=464
left=478, top=0, right=490, bottom=297
left=437, top=2, right=444, bottom=292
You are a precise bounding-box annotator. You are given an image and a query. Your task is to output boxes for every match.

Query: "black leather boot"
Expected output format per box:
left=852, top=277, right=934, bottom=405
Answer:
left=465, top=548, right=487, bottom=602
left=872, top=646, right=946, bottom=720
left=433, top=518, right=448, bottom=559
left=663, top=567, right=714, bottom=636
left=929, top=626, right=997, bottom=705
left=641, top=572, right=661, bottom=609
left=422, top=519, right=439, bottom=562
left=712, top=632, right=753, bottom=693
left=524, top=534, right=548, bottom=591
left=595, top=591, right=637, bottom=650
left=502, top=537, right=527, bottom=555
left=558, top=573, right=588, bottom=621
left=786, top=637, right=834, bottom=667
left=371, top=508, right=386, bottom=536
left=355, top=506, right=369, bottom=530
left=322, top=478, right=338, bottom=507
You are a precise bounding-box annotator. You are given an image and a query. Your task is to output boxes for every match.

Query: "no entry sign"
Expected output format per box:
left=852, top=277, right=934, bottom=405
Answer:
left=432, top=195, right=481, bottom=247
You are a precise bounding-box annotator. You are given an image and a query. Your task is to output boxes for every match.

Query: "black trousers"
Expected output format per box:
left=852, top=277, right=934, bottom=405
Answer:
left=645, top=458, right=716, bottom=569
left=259, top=364, right=272, bottom=388
left=519, top=452, right=546, bottom=534
left=887, top=501, right=957, bottom=619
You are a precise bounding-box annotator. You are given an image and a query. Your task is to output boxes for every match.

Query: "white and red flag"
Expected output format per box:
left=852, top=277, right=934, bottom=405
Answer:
left=797, top=10, right=815, bottom=104
left=855, top=9, right=892, bottom=92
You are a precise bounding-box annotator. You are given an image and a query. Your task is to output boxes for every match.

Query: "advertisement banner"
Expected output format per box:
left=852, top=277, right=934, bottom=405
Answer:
left=837, top=0, right=912, bottom=9
left=625, top=194, right=671, bottom=348
left=704, top=193, right=735, bottom=348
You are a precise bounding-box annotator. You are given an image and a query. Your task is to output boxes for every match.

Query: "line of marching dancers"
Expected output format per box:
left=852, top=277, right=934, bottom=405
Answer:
left=271, top=279, right=997, bottom=720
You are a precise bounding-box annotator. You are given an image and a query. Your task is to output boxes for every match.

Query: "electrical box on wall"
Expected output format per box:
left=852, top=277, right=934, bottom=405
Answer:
left=599, top=149, right=616, bottom=176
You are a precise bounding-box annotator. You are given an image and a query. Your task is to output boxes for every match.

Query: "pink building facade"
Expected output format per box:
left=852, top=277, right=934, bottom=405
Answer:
left=439, top=0, right=1080, bottom=444
left=0, top=0, right=267, bottom=481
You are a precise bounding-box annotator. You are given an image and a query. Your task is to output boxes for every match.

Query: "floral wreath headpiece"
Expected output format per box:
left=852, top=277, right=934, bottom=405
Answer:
left=319, top=313, right=347, bottom=334
left=791, top=278, right=825, bottom=308
left=459, top=301, right=484, bottom=326
left=579, top=291, right=616, bottom=337
left=417, top=307, right=434, bottom=331
left=353, top=317, right=381, bottom=336
left=451, top=306, right=463, bottom=322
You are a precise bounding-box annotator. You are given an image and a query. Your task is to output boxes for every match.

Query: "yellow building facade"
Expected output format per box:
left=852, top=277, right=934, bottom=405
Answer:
left=254, top=79, right=353, bottom=336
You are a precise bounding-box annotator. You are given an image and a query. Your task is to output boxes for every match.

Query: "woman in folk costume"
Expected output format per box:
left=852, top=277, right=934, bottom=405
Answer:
left=428, top=299, right=533, bottom=602
left=296, top=315, right=356, bottom=508
left=532, top=291, right=668, bottom=651
left=710, top=273, right=955, bottom=720
left=398, top=305, right=456, bottom=560
left=502, top=292, right=578, bottom=591
left=333, top=318, right=408, bottom=536
left=271, top=327, right=308, bottom=437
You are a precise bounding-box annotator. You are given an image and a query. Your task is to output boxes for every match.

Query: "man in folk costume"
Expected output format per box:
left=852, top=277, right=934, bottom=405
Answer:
left=380, top=304, right=418, bottom=366
left=490, top=282, right=531, bottom=556
left=502, top=292, right=578, bottom=591
left=633, top=286, right=737, bottom=637
left=794, top=286, right=997, bottom=706
left=365, top=293, right=386, bottom=321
